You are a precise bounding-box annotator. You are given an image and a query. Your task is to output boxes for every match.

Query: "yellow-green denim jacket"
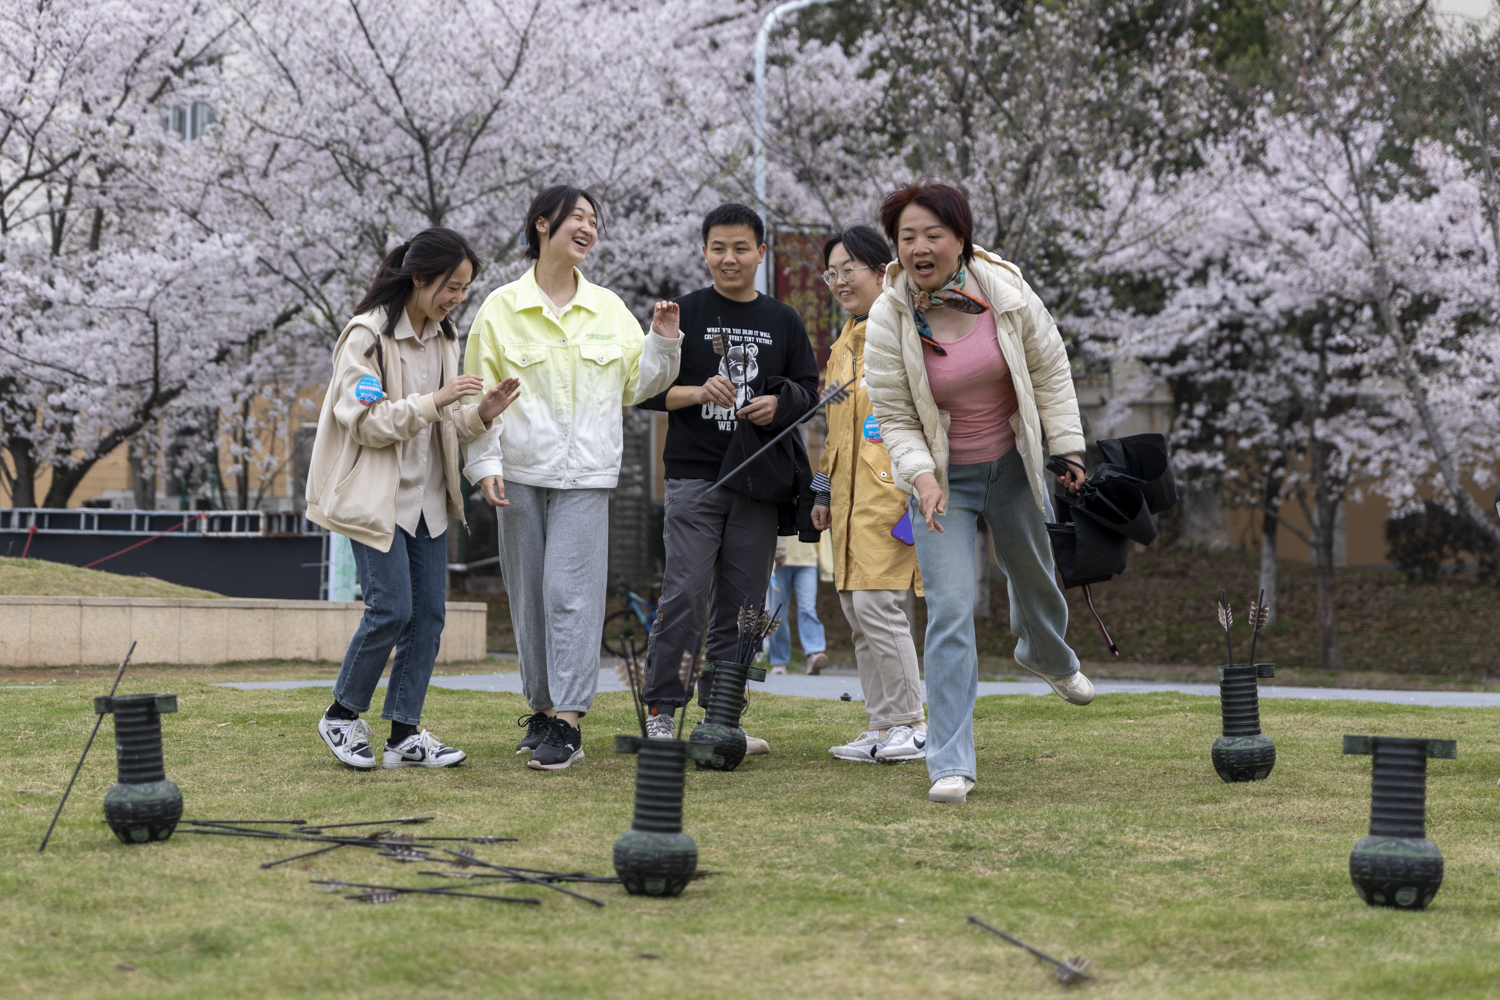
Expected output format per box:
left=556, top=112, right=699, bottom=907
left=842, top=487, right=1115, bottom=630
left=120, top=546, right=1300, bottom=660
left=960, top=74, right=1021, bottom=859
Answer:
left=461, top=266, right=680, bottom=489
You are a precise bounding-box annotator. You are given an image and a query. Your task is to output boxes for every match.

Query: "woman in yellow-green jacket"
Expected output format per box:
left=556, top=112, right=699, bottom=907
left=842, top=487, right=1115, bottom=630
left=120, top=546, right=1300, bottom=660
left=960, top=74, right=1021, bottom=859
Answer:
left=463, top=185, right=681, bottom=771
left=810, top=224, right=927, bottom=766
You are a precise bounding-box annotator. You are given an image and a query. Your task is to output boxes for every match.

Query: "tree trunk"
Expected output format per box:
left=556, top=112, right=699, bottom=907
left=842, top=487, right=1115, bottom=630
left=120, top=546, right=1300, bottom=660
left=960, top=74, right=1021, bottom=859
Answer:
left=1312, top=490, right=1342, bottom=672
left=1175, top=475, right=1231, bottom=551
left=6, top=438, right=37, bottom=507
left=1258, top=508, right=1278, bottom=628
left=130, top=435, right=157, bottom=510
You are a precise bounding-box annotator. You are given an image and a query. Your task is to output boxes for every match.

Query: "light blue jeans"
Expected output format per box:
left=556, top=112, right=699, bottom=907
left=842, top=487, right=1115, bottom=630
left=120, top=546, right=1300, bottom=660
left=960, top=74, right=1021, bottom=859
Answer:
left=910, top=451, right=1079, bottom=783
left=765, top=565, right=825, bottom=664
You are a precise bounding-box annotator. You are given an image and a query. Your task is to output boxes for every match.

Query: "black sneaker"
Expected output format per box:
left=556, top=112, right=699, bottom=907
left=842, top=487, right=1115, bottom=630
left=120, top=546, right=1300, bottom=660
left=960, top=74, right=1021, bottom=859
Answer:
left=526, top=717, right=584, bottom=771
left=515, top=711, right=550, bottom=755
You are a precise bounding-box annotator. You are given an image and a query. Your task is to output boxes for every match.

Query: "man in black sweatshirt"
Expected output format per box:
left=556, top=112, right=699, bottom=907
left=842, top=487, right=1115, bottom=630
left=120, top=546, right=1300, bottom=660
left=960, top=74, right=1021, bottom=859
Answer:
left=637, top=204, right=820, bottom=739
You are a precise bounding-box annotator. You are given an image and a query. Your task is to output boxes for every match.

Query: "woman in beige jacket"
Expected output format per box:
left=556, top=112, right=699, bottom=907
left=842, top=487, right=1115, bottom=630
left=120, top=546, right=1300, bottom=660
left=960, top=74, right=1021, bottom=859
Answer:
left=305, top=228, right=517, bottom=772
left=810, top=224, right=927, bottom=764
left=864, top=182, right=1092, bottom=805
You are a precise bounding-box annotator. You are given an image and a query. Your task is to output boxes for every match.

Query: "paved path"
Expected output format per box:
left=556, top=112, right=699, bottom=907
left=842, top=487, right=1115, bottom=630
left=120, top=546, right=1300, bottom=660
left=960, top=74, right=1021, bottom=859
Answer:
left=220, top=670, right=1500, bottom=708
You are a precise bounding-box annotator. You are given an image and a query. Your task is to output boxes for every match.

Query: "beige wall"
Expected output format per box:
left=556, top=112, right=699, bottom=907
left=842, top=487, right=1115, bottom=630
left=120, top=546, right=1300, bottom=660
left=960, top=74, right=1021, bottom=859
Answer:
left=0, top=597, right=486, bottom=667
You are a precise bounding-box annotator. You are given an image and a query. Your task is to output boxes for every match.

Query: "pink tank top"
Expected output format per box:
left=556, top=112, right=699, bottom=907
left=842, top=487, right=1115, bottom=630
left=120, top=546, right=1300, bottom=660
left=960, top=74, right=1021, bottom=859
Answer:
left=922, top=311, right=1018, bottom=465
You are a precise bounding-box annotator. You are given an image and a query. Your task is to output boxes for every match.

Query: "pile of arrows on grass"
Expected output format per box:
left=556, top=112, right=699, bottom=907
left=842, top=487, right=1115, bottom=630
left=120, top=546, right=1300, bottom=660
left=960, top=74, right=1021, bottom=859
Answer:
left=182, top=817, right=715, bottom=907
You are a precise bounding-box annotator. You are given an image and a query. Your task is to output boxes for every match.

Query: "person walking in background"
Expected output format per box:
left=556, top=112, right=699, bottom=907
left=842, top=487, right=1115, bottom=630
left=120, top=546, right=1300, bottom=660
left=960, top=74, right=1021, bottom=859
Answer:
left=809, top=224, right=927, bottom=764
left=306, top=228, right=519, bottom=771
left=765, top=535, right=828, bottom=675
left=465, top=185, right=682, bottom=771
left=865, top=182, right=1092, bottom=804
left=637, top=203, right=821, bottom=748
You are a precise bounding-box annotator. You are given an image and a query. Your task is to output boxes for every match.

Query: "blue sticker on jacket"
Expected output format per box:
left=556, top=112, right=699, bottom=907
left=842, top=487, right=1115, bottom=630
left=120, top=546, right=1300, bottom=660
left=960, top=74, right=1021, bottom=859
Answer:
left=862, top=415, right=883, bottom=443
left=355, top=375, right=385, bottom=406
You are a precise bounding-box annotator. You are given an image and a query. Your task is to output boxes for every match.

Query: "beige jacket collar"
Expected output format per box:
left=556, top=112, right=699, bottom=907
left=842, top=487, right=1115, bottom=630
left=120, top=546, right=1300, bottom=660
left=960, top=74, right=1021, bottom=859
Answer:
left=392, top=306, right=442, bottom=342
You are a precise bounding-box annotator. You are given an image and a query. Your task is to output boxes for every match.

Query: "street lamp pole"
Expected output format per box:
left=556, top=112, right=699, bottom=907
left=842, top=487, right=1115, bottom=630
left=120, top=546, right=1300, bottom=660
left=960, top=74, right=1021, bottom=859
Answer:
left=753, top=0, right=837, bottom=293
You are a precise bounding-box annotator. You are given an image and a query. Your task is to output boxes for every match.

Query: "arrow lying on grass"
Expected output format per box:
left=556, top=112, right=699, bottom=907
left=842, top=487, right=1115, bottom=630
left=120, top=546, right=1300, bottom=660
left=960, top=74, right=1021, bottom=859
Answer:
left=967, top=915, right=1091, bottom=984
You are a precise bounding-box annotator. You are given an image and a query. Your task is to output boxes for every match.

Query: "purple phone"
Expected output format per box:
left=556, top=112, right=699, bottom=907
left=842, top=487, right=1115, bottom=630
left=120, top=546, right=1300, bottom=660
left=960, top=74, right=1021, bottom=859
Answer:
left=891, top=510, right=915, bottom=546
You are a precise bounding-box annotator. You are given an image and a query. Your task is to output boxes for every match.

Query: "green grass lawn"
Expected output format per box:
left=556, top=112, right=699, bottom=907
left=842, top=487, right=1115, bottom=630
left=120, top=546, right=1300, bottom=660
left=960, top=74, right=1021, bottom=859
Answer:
left=4, top=677, right=1499, bottom=999
left=0, top=557, right=224, bottom=599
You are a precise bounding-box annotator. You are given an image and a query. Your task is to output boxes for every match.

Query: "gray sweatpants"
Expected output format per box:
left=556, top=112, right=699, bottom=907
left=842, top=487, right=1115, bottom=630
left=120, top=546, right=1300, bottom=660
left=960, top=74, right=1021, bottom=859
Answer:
left=496, top=481, right=610, bottom=715
left=643, top=478, right=779, bottom=708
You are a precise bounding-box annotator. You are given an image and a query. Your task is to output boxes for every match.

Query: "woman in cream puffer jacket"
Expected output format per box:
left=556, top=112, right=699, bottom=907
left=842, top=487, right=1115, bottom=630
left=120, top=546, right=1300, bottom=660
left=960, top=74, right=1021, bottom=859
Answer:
left=863, top=181, right=1093, bottom=805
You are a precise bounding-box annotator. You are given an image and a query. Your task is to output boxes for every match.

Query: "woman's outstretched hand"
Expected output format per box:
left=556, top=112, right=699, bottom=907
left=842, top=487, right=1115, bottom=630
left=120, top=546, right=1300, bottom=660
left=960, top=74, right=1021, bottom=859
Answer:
left=652, top=301, right=680, bottom=339
left=914, top=472, right=945, bottom=533
left=435, top=374, right=485, bottom=408
left=479, top=475, right=508, bottom=507
left=478, top=377, right=521, bottom=423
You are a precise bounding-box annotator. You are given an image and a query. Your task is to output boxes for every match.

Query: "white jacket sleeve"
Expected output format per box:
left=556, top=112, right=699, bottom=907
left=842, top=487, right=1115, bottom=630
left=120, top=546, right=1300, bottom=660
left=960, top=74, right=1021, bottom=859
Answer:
left=462, top=420, right=504, bottom=483
left=863, top=298, right=935, bottom=493
left=625, top=321, right=682, bottom=405
left=1018, top=284, right=1086, bottom=457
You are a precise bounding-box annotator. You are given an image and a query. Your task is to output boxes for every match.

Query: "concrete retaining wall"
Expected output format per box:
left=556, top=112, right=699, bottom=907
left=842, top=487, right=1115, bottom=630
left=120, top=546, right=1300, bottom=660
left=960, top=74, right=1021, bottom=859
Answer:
left=0, top=597, right=487, bottom=667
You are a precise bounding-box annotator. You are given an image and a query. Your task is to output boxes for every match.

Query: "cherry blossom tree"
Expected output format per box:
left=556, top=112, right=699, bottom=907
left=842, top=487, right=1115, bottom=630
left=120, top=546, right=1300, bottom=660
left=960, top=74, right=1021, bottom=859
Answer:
left=1091, top=4, right=1500, bottom=668
left=0, top=0, right=263, bottom=508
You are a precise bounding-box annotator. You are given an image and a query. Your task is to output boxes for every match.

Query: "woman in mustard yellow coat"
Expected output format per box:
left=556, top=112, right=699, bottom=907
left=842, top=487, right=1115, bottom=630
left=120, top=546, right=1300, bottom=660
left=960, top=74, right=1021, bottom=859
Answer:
left=811, top=224, right=926, bottom=764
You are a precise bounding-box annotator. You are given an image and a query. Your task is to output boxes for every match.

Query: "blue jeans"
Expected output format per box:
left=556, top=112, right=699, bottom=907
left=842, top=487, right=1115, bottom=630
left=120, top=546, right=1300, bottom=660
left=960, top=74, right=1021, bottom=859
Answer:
left=911, top=452, right=1078, bottom=783
left=333, top=516, right=447, bottom=725
left=765, top=565, right=825, bottom=664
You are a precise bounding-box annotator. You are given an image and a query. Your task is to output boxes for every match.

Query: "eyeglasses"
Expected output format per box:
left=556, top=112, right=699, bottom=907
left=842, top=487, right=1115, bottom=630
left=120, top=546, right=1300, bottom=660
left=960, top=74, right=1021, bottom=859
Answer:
left=821, top=264, right=874, bottom=286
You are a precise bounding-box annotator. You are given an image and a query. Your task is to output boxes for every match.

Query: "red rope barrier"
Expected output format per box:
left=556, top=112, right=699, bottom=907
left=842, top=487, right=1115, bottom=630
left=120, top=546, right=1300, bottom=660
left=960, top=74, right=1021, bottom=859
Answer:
left=21, top=524, right=37, bottom=559
left=1082, top=584, right=1120, bottom=658
left=82, top=511, right=207, bottom=569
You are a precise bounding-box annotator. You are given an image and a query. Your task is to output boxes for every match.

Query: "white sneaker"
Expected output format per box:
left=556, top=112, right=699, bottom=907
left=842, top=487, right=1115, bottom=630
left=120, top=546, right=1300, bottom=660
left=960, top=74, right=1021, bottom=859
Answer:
left=830, top=730, right=884, bottom=762
left=876, top=724, right=927, bottom=761
left=318, top=714, right=377, bottom=771
left=1025, top=667, right=1095, bottom=705
left=928, top=776, right=975, bottom=803
left=645, top=712, right=676, bottom=739
left=383, top=730, right=466, bottom=768
left=742, top=731, right=770, bottom=755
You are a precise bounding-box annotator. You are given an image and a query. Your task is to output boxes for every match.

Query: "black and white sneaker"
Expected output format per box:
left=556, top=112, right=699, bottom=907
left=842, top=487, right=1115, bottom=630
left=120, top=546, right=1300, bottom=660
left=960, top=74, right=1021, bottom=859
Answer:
left=318, top=715, right=377, bottom=771
left=515, top=711, right=550, bottom=755
left=645, top=711, right=676, bottom=740
left=527, top=717, right=584, bottom=771
left=383, top=729, right=467, bottom=768
left=876, top=724, right=927, bottom=762
left=829, top=730, right=884, bottom=763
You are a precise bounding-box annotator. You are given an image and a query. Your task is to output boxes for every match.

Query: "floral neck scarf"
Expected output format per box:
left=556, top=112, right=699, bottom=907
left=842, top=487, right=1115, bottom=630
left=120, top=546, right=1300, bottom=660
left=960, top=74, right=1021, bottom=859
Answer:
left=909, top=265, right=989, bottom=356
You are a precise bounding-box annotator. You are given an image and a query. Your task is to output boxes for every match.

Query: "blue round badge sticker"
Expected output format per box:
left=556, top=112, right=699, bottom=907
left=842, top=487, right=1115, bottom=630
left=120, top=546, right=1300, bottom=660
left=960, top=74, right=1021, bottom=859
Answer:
left=355, top=375, right=385, bottom=406
left=862, top=414, right=883, bottom=443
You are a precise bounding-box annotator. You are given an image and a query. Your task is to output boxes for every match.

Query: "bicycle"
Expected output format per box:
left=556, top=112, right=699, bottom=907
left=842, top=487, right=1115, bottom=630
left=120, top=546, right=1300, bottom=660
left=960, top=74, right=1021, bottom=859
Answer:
left=600, top=582, right=660, bottom=660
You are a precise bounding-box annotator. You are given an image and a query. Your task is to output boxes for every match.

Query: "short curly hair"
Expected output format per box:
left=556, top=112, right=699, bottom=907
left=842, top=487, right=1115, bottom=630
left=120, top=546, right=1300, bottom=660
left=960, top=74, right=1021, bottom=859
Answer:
left=878, top=181, right=975, bottom=264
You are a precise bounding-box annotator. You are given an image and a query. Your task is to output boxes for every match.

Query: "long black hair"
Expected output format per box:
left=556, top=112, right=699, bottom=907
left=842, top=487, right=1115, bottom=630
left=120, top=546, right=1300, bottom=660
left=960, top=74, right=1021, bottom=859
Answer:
left=353, top=227, right=482, bottom=340
left=524, top=185, right=603, bottom=260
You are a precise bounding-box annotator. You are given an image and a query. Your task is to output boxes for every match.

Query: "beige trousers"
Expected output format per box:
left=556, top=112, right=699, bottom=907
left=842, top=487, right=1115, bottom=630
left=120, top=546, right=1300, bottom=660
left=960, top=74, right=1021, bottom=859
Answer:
left=838, top=589, right=925, bottom=730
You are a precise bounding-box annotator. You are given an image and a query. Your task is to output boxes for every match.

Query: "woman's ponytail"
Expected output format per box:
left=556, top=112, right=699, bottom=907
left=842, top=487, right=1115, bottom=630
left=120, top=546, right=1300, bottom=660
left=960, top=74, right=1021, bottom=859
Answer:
left=353, top=230, right=483, bottom=340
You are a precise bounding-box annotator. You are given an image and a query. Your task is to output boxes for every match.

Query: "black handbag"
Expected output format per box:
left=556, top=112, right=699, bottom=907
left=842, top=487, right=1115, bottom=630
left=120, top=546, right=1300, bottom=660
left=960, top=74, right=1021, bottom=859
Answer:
left=1044, top=433, right=1179, bottom=658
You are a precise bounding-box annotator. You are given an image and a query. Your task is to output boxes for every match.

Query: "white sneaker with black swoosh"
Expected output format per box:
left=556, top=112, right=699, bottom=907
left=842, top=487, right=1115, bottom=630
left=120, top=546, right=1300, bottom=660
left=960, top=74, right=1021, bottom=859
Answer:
left=318, top=714, right=377, bottom=771
left=829, top=730, right=884, bottom=762
left=876, top=724, right=927, bottom=762
left=1023, top=666, right=1095, bottom=705
left=383, top=729, right=467, bottom=768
